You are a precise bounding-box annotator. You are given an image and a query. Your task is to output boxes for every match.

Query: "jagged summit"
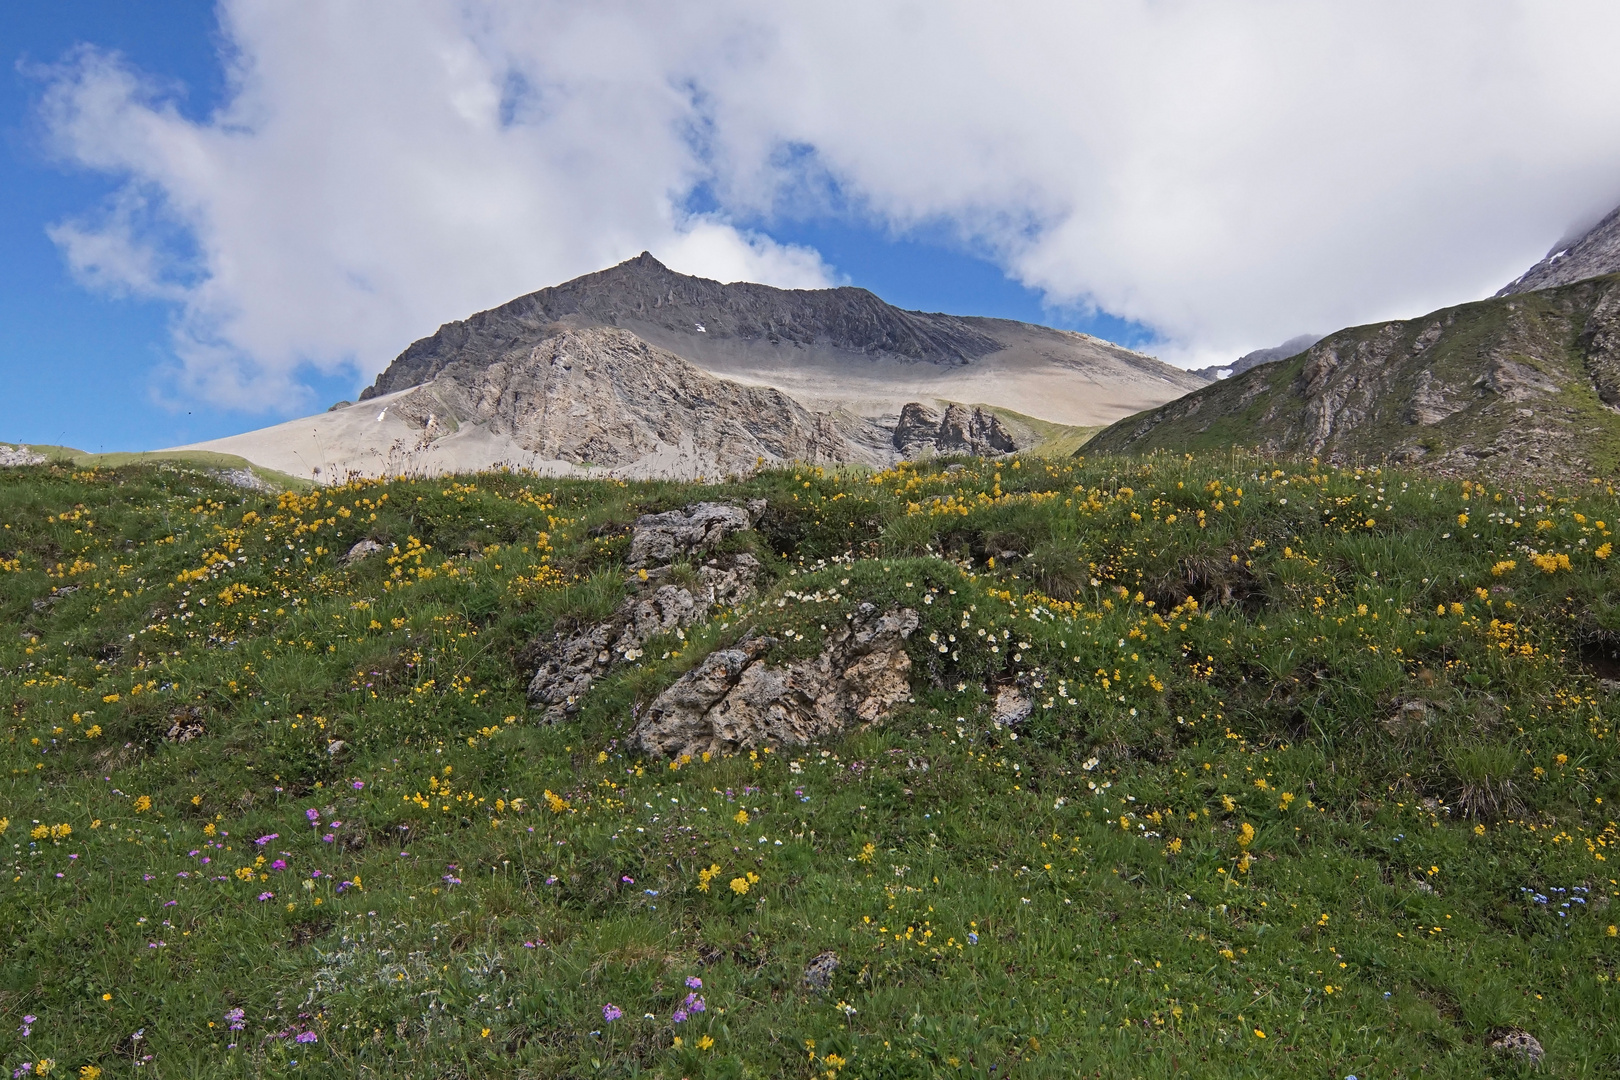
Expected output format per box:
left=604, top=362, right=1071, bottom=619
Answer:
left=1499, top=200, right=1620, bottom=296
left=361, top=252, right=1008, bottom=400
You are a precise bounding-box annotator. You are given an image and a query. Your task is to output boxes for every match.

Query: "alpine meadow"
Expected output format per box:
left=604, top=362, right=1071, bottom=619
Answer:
left=2, top=450, right=1617, bottom=1077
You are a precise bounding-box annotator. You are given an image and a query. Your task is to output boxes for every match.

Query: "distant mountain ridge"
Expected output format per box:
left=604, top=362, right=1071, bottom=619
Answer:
left=357, top=253, right=1205, bottom=430
left=1191, top=334, right=1324, bottom=381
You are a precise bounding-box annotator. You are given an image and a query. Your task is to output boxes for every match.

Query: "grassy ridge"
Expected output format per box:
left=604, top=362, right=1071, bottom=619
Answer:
left=2, top=454, right=1619, bottom=1077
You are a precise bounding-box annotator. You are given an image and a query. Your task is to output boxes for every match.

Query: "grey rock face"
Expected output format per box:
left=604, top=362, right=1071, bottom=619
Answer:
left=632, top=604, right=919, bottom=759
left=627, top=501, right=760, bottom=569
left=893, top=402, right=1018, bottom=456
left=1500, top=201, right=1620, bottom=296
left=387, top=326, right=893, bottom=474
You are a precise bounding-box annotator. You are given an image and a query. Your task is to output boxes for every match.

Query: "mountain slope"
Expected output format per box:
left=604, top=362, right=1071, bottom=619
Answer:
left=1088, top=273, right=1620, bottom=476
left=358, top=253, right=1206, bottom=428
left=180, top=328, right=899, bottom=480
left=1499, top=201, right=1620, bottom=296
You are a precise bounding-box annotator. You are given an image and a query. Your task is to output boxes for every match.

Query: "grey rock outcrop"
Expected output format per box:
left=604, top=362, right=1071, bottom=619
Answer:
left=893, top=402, right=1018, bottom=457
left=627, top=501, right=763, bottom=568
left=0, top=444, right=46, bottom=467
left=1500, top=200, right=1620, bottom=296
left=527, top=500, right=766, bottom=722
left=632, top=604, right=919, bottom=759
left=527, top=553, right=761, bottom=722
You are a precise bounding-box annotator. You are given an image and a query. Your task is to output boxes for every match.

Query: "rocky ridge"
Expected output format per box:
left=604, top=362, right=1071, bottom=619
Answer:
left=1088, top=273, right=1620, bottom=476
left=363, top=252, right=1162, bottom=400
left=1499, top=200, right=1620, bottom=296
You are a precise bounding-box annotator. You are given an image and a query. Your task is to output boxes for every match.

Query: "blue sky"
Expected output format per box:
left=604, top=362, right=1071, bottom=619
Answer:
left=5, top=3, right=1619, bottom=455
left=0, top=2, right=1142, bottom=454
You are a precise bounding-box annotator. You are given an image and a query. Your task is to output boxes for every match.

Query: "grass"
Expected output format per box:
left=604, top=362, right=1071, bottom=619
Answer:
left=22, top=445, right=312, bottom=493
left=2, top=453, right=1619, bottom=1077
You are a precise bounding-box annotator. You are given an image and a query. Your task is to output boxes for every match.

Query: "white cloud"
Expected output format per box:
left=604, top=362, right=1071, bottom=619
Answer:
left=39, top=0, right=1620, bottom=405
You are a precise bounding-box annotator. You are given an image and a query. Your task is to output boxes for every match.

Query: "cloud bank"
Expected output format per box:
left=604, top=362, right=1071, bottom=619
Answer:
left=38, top=0, right=1620, bottom=408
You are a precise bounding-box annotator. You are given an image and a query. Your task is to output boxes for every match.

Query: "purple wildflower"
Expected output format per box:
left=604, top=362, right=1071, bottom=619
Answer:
left=672, top=1008, right=688, bottom=1024
left=255, top=834, right=278, bottom=846
left=686, top=976, right=703, bottom=989
left=352, top=780, right=365, bottom=790
left=271, top=859, right=286, bottom=871
left=258, top=891, right=274, bottom=901
left=443, top=875, right=461, bottom=885
left=684, top=992, right=706, bottom=1013
left=602, top=1003, right=623, bottom=1023
left=19, top=1014, right=36, bottom=1036
left=621, top=875, right=634, bottom=884
left=225, top=1008, right=246, bottom=1031
left=296, top=1031, right=318, bottom=1044
left=305, top=808, right=319, bottom=824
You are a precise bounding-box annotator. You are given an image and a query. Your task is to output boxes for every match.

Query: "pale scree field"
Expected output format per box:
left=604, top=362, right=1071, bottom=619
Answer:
left=2, top=453, right=1618, bottom=1077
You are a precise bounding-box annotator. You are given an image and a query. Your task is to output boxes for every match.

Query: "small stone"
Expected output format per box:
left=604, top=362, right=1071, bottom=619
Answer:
left=326, top=740, right=348, bottom=756
left=802, top=950, right=840, bottom=990
left=164, top=707, right=206, bottom=743
left=993, top=686, right=1033, bottom=726
left=1489, top=1027, right=1543, bottom=1065
left=343, top=539, right=385, bottom=565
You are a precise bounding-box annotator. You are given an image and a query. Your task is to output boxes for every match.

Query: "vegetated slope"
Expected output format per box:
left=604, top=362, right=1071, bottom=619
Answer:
left=3, top=454, right=1617, bottom=1075
left=1089, top=274, right=1620, bottom=476
left=357, top=252, right=1206, bottom=427
left=1499, top=200, right=1620, bottom=296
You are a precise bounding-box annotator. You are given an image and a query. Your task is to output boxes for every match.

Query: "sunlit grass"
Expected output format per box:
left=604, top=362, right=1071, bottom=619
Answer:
left=1, top=454, right=1617, bottom=1077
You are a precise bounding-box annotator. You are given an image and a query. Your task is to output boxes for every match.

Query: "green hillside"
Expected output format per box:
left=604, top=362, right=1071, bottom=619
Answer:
left=2, top=454, right=1618, bottom=1076
left=1088, top=274, right=1620, bottom=478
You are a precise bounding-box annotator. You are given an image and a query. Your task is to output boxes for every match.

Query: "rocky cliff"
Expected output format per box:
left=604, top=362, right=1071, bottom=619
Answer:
left=1499, top=201, right=1620, bottom=296
left=1088, top=274, right=1620, bottom=477
left=382, top=326, right=898, bottom=474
